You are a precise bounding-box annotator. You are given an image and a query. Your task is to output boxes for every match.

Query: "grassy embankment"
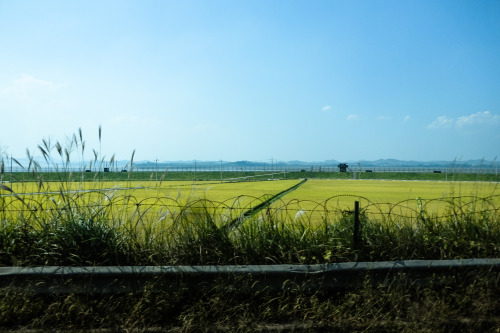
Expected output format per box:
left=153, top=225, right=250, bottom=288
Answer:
left=1, top=267, right=499, bottom=332
left=5, top=169, right=500, bottom=182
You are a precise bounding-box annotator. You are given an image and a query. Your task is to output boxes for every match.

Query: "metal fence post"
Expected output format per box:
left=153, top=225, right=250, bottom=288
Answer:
left=353, top=201, right=360, bottom=250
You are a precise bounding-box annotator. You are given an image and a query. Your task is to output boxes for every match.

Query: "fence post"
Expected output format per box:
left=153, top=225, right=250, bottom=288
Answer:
left=353, top=201, right=360, bottom=250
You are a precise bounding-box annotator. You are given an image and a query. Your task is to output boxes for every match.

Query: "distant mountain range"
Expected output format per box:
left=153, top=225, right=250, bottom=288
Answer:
left=135, top=159, right=498, bottom=168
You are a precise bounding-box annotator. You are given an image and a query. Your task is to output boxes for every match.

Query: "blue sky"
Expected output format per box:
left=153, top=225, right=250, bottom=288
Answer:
left=1, top=0, right=499, bottom=163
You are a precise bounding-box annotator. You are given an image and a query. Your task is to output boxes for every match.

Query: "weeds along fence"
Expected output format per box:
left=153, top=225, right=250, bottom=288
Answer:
left=1, top=188, right=500, bottom=266
left=2, top=190, right=499, bottom=226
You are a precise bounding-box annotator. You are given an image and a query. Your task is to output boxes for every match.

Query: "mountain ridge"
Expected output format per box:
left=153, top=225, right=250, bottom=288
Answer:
left=136, top=159, right=498, bottom=168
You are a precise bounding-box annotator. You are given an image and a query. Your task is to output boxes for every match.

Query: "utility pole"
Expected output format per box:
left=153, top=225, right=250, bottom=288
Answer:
left=220, top=160, right=223, bottom=183
left=155, top=158, right=158, bottom=186
left=271, top=158, right=274, bottom=180
left=10, top=155, right=13, bottom=187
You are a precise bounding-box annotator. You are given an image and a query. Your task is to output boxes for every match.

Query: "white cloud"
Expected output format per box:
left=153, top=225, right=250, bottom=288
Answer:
left=322, top=105, right=331, bottom=112
left=428, top=111, right=500, bottom=130
left=0, top=74, right=68, bottom=116
left=1, top=74, right=57, bottom=98
left=427, top=116, right=455, bottom=129
left=346, top=114, right=358, bottom=121
left=456, top=111, right=500, bottom=128
left=403, top=115, right=410, bottom=122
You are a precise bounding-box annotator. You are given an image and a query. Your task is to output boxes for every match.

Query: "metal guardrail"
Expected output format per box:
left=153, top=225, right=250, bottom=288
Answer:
left=2, top=259, right=499, bottom=294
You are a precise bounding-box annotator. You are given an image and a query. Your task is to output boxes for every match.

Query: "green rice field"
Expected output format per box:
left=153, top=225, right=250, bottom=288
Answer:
left=270, top=179, right=499, bottom=223
left=2, top=177, right=498, bottom=226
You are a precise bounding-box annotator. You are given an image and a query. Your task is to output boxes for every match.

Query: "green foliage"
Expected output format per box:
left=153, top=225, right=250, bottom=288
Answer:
left=7, top=169, right=500, bottom=183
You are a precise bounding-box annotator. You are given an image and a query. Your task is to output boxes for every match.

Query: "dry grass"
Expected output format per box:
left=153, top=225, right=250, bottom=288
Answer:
left=0, top=270, right=499, bottom=332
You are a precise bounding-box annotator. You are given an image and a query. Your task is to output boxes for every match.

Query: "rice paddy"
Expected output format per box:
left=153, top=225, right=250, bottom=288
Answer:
left=0, top=179, right=302, bottom=222
left=2, top=178, right=498, bottom=226
left=270, top=179, right=500, bottom=224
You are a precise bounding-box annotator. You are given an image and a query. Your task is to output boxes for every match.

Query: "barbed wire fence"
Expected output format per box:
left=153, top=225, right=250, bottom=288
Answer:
left=1, top=190, right=499, bottom=267
left=2, top=191, right=499, bottom=228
